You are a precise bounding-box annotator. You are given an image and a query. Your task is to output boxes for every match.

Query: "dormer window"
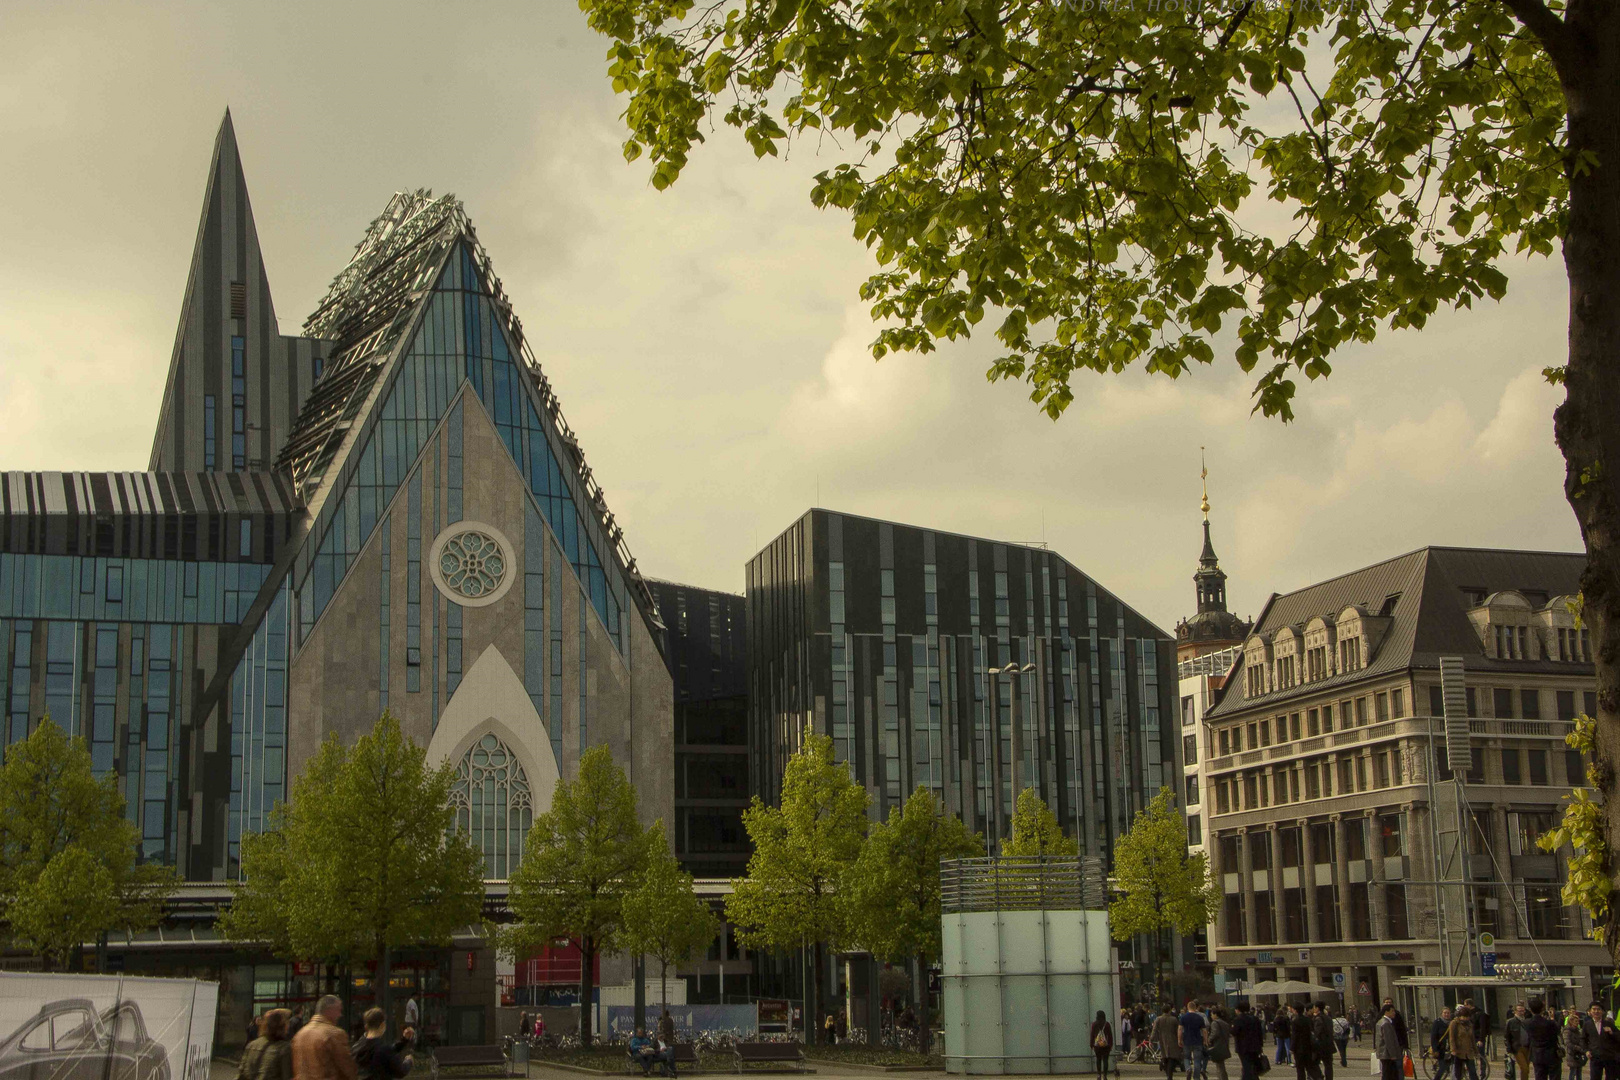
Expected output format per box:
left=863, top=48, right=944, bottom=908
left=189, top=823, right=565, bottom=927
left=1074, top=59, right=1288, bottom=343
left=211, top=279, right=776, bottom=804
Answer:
left=1338, top=636, right=1362, bottom=671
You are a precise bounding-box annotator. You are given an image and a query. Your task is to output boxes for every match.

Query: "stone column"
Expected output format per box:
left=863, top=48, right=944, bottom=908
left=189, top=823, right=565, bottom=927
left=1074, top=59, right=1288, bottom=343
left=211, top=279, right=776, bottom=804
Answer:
left=1491, top=805, right=1517, bottom=937
left=1243, top=828, right=1260, bottom=946
left=1302, top=817, right=1321, bottom=942
left=1368, top=810, right=1388, bottom=939
left=1333, top=814, right=1351, bottom=942
left=1270, top=825, right=1286, bottom=944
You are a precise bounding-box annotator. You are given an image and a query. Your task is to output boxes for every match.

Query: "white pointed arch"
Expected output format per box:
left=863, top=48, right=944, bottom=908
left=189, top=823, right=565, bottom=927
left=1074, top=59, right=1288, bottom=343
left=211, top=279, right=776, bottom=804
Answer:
left=427, top=644, right=562, bottom=878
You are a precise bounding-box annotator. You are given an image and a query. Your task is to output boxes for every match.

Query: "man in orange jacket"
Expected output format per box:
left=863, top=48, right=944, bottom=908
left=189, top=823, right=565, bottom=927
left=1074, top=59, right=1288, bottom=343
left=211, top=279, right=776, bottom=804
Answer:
left=292, top=995, right=359, bottom=1080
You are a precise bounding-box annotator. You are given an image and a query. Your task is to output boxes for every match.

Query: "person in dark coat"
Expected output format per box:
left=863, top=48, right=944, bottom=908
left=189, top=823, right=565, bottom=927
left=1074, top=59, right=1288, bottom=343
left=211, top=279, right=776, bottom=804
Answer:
left=1234, top=1002, right=1267, bottom=1080
left=1154, top=1005, right=1185, bottom=1080
left=1292, top=1005, right=1324, bottom=1080
left=1383, top=998, right=1411, bottom=1052
left=1526, top=999, right=1562, bottom=1080
left=350, top=1008, right=414, bottom=1080
left=1092, top=1011, right=1116, bottom=1078
left=1311, top=1004, right=1336, bottom=1080
left=1582, top=1003, right=1620, bottom=1080
left=1274, top=1006, right=1295, bottom=1065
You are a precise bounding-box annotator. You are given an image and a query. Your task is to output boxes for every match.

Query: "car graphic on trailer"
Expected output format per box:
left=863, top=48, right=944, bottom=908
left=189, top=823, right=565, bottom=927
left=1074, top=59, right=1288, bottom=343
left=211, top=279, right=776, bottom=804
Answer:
left=0, top=997, right=171, bottom=1080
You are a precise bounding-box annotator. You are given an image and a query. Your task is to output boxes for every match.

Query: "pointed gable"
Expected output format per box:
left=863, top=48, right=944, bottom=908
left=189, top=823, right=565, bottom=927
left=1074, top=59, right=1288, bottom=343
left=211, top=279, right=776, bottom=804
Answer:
left=276, top=192, right=659, bottom=655
left=149, top=111, right=329, bottom=473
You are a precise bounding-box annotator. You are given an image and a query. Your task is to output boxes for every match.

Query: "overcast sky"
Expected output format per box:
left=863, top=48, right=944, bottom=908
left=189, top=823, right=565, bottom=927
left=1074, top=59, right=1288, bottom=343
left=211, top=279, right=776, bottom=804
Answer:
left=0, top=1, right=1581, bottom=634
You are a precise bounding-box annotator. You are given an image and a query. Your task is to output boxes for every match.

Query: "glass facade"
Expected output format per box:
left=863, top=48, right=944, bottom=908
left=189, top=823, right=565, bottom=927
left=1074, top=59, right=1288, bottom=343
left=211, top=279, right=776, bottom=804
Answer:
left=292, top=243, right=629, bottom=654
left=746, top=509, right=1179, bottom=855
left=451, top=732, right=533, bottom=879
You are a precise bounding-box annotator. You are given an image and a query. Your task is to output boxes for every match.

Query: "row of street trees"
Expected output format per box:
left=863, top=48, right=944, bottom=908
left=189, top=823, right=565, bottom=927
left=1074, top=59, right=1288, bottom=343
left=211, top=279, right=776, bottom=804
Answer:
left=723, top=727, right=1218, bottom=1050
left=224, top=718, right=716, bottom=1048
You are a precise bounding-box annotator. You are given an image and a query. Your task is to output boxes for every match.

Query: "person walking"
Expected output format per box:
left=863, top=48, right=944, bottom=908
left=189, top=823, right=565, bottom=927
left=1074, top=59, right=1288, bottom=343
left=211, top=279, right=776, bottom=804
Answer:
left=1385, top=999, right=1412, bottom=1055
left=1207, top=1007, right=1233, bottom=1080
left=1582, top=1003, right=1620, bottom=1080
left=239, top=1010, right=293, bottom=1080
left=350, top=1008, right=414, bottom=1080
left=1333, top=1007, right=1351, bottom=1068
left=1123, top=1009, right=1134, bottom=1054
left=1563, top=1007, right=1587, bottom=1080
left=1526, top=999, right=1561, bottom=1080
left=1291, top=1004, right=1324, bottom=1080
left=1092, top=1010, right=1116, bottom=1077
left=1377, top=1004, right=1406, bottom=1080
left=1183, top=1001, right=1210, bottom=1080
left=1447, top=1006, right=1481, bottom=1080
left=826, top=1014, right=839, bottom=1046
left=1275, top=1006, right=1295, bottom=1066
left=288, top=1006, right=307, bottom=1041
left=1234, top=1002, right=1267, bottom=1080
left=1155, top=1004, right=1185, bottom=1080
left=292, top=995, right=358, bottom=1080
left=1312, top=1004, right=1337, bottom=1080
left=1433, top=1007, right=1456, bottom=1077
left=1511, top=1004, right=1533, bottom=1080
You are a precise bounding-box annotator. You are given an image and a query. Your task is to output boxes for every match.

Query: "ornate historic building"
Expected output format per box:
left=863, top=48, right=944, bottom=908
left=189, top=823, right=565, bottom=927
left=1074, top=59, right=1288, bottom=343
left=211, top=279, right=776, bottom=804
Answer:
left=1197, top=546, right=1608, bottom=1011
left=0, top=114, right=673, bottom=1042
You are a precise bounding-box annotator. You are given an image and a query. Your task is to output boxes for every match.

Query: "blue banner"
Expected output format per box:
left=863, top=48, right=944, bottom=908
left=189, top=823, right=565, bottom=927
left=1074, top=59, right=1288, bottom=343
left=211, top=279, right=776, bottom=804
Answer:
left=606, top=1004, right=759, bottom=1039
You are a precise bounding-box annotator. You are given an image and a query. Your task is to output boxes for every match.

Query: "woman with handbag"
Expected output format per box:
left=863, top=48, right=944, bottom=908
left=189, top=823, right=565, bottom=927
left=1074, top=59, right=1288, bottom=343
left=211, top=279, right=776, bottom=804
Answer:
left=1092, top=1011, right=1116, bottom=1077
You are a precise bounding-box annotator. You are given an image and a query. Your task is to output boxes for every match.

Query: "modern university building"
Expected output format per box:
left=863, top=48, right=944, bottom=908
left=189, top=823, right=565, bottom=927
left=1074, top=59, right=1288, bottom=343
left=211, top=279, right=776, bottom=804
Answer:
left=0, top=115, right=673, bottom=1042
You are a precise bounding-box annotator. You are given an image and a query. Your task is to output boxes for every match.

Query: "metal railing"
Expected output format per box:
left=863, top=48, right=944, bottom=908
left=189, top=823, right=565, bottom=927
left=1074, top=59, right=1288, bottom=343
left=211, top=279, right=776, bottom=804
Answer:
left=939, top=855, right=1108, bottom=913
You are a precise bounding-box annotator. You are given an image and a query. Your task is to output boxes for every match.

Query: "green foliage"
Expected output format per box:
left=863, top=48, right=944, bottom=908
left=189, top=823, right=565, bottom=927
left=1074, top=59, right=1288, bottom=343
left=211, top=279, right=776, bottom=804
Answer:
left=1108, top=789, right=1218, bottom=942
left=0, top=717, right=176, bottom=966
left=505, top=744, right=655, bottom=960
left=1003, top=788, right=1078, bottom=858
left=1539, top=714, right=1611, bottom=942
left=845, top=786, right=983, bottom=965
left=580, top=0, right=1566, bottom=420
left=726, top=726, right=868, bottom=954
left=621, top=824, right=721, bottom=998
left=219, top=713, right=485, bottom=962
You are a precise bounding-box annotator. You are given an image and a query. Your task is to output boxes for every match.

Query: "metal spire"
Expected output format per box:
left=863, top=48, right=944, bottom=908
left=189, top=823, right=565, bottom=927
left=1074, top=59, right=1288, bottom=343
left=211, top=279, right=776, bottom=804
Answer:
left=1200, top=446, right=1210, bottom=520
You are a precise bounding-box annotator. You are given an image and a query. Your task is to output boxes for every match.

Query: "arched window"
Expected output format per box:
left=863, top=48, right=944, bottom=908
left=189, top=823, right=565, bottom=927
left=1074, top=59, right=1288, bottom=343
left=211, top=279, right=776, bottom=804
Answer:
left=450, top=733, right=533, bottom=879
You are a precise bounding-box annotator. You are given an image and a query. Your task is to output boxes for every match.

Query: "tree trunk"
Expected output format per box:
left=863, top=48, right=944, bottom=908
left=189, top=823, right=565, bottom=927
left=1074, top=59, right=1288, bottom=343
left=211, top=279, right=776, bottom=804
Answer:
left=580, top=937, right=596, bottom=1047
left=810, top=942, right=824, bottom=1047
left=915, top=952, right=931, bottom=1057
left=380, top=937, right=393, bottom=1039
left=1554, top=1, right=1620, bottom=955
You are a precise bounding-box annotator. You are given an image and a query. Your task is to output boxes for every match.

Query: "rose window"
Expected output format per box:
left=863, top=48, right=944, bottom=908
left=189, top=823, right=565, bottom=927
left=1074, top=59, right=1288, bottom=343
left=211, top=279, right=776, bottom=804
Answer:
left=438, top=530, right=507, bottom=599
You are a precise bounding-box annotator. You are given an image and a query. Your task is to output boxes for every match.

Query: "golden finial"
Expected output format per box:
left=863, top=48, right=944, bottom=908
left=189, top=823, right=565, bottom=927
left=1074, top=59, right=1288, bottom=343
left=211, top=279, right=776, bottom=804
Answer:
left=1200, top=447, right=1210, bottom=519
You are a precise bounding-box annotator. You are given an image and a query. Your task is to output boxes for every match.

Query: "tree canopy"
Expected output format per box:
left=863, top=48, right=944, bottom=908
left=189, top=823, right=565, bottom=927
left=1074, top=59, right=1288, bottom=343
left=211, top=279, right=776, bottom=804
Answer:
left=1003, top=787, right=1078, bottom=858
left=727, top=727, right=868, bottom=1044
left=580, top=0, right=1620, bottom=952
left=0, top=718, right=176, bottom=968
left=505, top=744, right=655, bottom=1046
left=1109, top=788, right=1219, bottom=996
left=220, top=713, right=485, bottom=1023
left=621, top=823, right=722, bottom=1006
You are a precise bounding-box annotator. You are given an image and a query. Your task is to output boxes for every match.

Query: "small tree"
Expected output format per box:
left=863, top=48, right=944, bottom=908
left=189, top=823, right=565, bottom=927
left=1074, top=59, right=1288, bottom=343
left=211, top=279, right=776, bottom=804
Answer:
left=505, top=744, right=654, bottom=1047
left=1003, top=788, right=1078, bottom=858
left=0, top=717, right=176, bottom=969
left=727, top=726, right=868, bottom=1046
left=845, top=787, right=983, bottom=1054
left=622, top=825, right=721, bottom=1011
left=1108, top=789, right=1218, bottom=1003
left=220, top=713, right=485, bottom=1027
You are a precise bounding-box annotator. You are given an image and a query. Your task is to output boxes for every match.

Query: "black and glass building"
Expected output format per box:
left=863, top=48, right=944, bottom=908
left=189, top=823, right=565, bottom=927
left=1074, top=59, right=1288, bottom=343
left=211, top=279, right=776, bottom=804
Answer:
left=745, top=508, right=1180, bottom=855
left=649, top=579, right=750, bottom=878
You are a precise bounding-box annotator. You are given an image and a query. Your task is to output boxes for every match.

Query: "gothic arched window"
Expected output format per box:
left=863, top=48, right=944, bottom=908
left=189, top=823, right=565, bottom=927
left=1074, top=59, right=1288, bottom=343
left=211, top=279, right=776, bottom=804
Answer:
left=450, top=733, right=533, bottom=879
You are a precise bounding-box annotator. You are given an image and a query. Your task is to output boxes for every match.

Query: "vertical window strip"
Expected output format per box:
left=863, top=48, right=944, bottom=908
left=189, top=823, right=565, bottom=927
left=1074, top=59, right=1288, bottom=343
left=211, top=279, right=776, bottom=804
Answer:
left=126, top=627, right=143, bottom=824
left=579, top=591, right=589, bottom=753
left=524, top=504, right=545, bottom=722
left=380, top=515, right=391, bottom=712
left=429, top=438, right=439, bottom=728
left=145, top=625, right=174, bottom=864
left=550, top=542, right=563, bottom=766
left=3, top=622, right=27, bottom=753
left=203, top=396, right=217, bottom=470
left=231, top=336, right=247, bottom=469
left=407, top=468, right=422, bottom=693
left=90, top=625, right=117, bottom=776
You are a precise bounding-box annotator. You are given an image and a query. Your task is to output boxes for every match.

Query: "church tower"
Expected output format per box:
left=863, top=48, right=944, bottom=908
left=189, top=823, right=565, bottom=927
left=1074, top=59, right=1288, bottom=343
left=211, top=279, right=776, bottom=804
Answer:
left=1175, top=452, right=1250, bottom=662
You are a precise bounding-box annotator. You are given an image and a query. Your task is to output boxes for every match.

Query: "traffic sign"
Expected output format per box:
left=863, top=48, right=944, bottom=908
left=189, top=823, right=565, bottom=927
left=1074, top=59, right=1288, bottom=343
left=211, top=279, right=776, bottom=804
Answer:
left=1333, top=973, right=1346, bottom=989
left=1359, top=981, right=1371, bottom=996
left=1480, top=932, right=1496, bottom=951
left=1482, top=953, right=1497, bottom=976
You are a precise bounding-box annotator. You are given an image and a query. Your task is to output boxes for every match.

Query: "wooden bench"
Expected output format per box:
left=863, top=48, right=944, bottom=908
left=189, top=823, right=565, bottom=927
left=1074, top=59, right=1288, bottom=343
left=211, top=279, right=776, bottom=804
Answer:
left=732, top=1043, right=805, bottom=1073
left=626, top=1043, right=699, bottom=1074
left=433, top=1045, right=511, bottom=1077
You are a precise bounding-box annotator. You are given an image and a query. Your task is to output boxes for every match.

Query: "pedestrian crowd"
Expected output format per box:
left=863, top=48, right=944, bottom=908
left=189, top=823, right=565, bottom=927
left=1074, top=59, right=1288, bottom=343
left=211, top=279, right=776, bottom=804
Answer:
left=239, top=996, right=416, bottom=1080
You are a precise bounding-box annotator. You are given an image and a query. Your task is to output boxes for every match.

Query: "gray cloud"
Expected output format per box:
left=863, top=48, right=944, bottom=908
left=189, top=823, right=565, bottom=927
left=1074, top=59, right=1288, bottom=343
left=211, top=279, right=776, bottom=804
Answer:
left=0, top=1, right=1579, bottom=633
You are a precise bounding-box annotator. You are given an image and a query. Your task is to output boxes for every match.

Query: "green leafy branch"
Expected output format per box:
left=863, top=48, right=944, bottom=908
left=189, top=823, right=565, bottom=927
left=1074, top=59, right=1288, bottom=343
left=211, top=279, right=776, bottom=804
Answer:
left=1537, top=714, right=1612, bottom=943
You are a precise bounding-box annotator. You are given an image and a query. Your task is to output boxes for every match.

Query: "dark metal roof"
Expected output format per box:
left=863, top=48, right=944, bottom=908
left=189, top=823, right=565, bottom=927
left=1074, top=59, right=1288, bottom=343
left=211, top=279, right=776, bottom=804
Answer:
left=0, top=470, right=302, bottom=520
left=1206, top=546, right=1587, bottom=720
